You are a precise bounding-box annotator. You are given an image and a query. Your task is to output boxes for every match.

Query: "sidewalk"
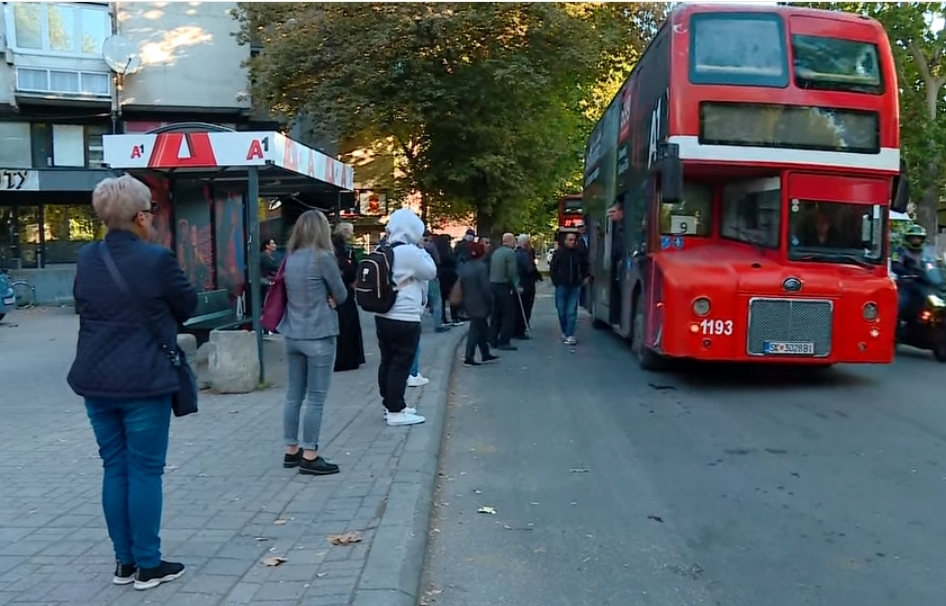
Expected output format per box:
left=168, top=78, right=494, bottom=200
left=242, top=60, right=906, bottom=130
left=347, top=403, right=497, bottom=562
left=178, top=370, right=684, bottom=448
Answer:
left=0, top=309, right=464, bottom=606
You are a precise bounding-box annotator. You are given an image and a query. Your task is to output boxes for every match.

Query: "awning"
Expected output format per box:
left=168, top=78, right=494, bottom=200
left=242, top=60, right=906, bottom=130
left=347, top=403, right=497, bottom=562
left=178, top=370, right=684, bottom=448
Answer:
left=102, top=130, right=354, bottom=192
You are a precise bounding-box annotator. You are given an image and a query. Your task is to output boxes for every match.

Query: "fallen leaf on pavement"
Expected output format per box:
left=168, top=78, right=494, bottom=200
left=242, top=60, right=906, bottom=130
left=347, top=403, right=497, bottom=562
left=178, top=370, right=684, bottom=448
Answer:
left=254, top=537, right=268, bottom=542
left=327, top=532, right=362, bottom=546
left=316, top=572, right=327, bottom=578
left=570, top=468, right=589, bottom=473
left=274, top=519, right=287, bottom=525
left=477, top=506, right=497, bottom=515
left=262, top=556, right=286, bottom=567
left=648, top=515, right=664, bottom=523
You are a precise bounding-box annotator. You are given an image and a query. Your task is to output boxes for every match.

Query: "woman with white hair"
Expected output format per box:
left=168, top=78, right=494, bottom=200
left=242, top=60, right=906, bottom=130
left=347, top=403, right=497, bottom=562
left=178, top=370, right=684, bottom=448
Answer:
left=69, top=174, right=197, bottom=591
left=278, top=210, right=349, bottom=475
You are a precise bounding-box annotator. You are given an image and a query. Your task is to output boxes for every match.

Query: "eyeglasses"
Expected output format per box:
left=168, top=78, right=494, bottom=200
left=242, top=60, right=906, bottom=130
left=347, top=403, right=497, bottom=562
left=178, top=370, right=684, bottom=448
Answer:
left=142, top=202, right=158, bottom=214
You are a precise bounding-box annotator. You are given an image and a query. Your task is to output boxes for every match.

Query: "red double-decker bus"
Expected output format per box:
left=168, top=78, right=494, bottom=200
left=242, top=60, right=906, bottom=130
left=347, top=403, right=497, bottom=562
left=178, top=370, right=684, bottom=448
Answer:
left=583, top=4, right=908, bottom=369
left=558, top=194, right=584, bottom=228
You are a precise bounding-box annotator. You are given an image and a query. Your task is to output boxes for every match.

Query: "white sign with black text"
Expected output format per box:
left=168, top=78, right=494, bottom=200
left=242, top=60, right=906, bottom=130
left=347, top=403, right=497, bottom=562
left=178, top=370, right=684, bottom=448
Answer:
left=0, top=170, right=39, bottom=192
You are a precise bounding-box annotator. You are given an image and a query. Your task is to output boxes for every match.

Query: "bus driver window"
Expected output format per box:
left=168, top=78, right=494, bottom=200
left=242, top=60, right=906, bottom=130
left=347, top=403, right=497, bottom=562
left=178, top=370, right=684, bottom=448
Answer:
left=659, top=182, right=713, bottom=237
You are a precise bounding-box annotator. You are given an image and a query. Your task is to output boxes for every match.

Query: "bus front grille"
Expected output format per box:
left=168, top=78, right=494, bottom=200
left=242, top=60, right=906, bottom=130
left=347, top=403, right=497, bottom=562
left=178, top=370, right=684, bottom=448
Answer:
left=746, top=298, right=833, bottom=357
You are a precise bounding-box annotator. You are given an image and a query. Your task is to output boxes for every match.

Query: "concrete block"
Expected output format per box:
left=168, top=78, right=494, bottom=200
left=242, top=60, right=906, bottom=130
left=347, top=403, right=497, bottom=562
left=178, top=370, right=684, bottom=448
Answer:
left=176, top=333, right=198, bottom=361
left=195, top=341, right=215, bottom=363
left=208, top=329, right=259, bottom=394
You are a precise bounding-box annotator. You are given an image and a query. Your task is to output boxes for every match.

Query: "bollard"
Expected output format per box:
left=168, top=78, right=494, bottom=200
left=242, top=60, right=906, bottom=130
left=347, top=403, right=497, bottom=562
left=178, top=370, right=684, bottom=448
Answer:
left=208, top=329, right=260, bottom=394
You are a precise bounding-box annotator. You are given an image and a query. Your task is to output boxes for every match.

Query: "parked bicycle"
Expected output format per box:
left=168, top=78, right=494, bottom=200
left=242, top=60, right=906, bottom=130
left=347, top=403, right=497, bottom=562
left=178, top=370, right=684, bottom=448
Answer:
left=0, top=271, right=36, bottom=309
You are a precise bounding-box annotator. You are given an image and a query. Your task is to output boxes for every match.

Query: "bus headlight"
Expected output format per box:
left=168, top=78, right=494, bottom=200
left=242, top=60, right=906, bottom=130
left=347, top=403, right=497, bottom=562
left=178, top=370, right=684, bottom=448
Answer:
left=692, top=297, right=711, bottom=316
left=928, top=294, right=946, bottom=308
left=862, top=302, right=879, bottom=321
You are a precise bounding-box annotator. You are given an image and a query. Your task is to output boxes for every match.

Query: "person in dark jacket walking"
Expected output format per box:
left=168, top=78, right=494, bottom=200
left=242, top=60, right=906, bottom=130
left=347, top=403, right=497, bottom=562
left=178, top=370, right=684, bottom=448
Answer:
left=456, top=242, right=499, bottom=366
left=513, top=234, right=542, bottom=339
left=69, top=175, right=197, bottom=591
left=549, top=230, right=590, bottom=345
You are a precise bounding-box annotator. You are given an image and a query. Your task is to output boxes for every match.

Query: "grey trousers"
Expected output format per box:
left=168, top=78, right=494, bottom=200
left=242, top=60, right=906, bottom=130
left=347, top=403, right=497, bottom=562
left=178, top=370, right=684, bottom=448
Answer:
left=284, top=336, right=337, bottom=451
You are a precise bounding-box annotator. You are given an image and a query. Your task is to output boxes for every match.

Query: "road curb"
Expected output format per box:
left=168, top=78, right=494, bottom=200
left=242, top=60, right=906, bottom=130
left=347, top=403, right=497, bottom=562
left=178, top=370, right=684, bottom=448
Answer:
left=353, top=326, right=465, bottom=606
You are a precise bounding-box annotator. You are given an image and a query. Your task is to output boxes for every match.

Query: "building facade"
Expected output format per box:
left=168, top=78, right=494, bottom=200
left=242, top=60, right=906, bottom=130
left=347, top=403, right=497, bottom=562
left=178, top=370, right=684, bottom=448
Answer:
left=0, top=1, right=263, bottom=302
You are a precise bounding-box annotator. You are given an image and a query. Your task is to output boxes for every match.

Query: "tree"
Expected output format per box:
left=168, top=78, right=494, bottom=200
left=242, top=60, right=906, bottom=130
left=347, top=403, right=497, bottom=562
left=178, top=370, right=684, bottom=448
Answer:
left=234, top=3, right=665, bottom=234
left=796, top=3, right=946, bottom=232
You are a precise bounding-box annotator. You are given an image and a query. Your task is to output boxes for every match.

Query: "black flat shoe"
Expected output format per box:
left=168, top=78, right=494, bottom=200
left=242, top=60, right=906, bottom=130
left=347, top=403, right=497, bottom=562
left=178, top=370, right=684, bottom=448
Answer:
left=300, top=456, right=340, bottom=476
left=283, top=449, right=303, bottom=468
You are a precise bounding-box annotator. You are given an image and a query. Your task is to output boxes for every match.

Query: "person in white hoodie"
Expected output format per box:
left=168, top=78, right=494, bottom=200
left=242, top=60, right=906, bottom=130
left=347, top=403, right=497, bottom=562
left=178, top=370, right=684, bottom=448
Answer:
left=376, top=209, right=437, bottom=426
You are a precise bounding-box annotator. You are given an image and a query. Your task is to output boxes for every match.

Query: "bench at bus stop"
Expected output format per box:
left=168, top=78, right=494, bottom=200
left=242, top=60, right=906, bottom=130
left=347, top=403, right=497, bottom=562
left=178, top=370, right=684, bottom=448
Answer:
left=180, top=289, right=250, bottom=345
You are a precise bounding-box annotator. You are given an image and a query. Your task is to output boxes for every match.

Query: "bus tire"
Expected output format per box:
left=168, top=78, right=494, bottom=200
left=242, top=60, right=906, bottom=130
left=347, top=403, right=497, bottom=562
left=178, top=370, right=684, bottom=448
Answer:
left=631, top=291, right=666, bottom=371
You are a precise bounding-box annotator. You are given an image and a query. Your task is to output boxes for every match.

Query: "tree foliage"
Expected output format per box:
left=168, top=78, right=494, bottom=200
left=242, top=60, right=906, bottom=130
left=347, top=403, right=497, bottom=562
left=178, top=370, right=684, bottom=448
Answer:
left=796, top=3, right=946, bottom=231
left=234, top=2, right=664, bottom=235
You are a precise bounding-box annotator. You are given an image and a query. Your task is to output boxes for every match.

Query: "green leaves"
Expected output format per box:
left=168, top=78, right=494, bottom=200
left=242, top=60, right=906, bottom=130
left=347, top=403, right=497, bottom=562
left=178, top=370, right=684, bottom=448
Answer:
left=235, top=2, right=664, bottom=233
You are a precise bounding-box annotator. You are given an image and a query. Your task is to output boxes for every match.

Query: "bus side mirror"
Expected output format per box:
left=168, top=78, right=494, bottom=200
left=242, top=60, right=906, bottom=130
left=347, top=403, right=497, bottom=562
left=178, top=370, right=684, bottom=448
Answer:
left=659, top=144, right=683, bottom=204
left=891, top=159, right=909, bottom=213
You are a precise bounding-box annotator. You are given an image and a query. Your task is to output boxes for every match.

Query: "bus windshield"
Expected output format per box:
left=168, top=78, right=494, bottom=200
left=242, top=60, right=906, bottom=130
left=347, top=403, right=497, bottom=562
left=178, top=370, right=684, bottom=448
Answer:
left=792, top=35, right=882, bottom=94
left=789, top=200, right=885, bottom=265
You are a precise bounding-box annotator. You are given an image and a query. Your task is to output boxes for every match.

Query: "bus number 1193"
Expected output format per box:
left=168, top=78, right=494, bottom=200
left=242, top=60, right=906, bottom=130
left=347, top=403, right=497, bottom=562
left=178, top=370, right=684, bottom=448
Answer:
left=700, top=319, right=733, bottom=336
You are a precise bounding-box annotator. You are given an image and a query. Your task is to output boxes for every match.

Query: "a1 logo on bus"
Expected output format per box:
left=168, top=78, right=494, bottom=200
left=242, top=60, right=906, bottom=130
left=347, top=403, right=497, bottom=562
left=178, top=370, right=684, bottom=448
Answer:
left=700, top=318, right=733, bottom=336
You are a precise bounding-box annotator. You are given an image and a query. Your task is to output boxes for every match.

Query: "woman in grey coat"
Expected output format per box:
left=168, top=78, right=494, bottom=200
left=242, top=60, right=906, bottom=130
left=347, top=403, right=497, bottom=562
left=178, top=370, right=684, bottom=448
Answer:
left=277, top=210, right=348, bottom=475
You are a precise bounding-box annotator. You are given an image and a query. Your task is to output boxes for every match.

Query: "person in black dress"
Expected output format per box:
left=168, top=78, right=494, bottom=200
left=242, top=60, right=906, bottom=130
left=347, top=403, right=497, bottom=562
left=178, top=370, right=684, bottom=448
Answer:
left=332, top=223, right=366, bottom=371
left=435, top=234, right=462, bottom=325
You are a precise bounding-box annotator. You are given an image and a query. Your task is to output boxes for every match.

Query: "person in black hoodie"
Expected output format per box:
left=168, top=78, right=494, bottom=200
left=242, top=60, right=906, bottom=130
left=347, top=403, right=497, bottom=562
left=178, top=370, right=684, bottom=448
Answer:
left=549, top=230, right=590, bottom=346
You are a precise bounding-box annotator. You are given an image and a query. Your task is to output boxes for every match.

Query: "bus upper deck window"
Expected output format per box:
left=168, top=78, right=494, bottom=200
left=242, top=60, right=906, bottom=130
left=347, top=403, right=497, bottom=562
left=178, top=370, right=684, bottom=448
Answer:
left=792, top=35, right=882, bottom=94
left=689, top=13, right=789, bottom=88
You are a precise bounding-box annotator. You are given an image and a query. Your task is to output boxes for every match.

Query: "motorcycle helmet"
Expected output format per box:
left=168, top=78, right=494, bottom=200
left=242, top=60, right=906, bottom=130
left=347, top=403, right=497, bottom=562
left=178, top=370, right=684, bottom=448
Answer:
left=904, top=224, right=927, bottom=251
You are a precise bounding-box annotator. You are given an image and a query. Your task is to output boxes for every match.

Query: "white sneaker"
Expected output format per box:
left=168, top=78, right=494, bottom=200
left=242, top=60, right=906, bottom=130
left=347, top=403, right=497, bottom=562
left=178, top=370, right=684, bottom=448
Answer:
left=407, top=374, right=430, bottom=387
left=565, top=336, right=577, bottom=345
left=383, top=407, right=417, bottom=418
left=386, top=411, right=426, bottom=426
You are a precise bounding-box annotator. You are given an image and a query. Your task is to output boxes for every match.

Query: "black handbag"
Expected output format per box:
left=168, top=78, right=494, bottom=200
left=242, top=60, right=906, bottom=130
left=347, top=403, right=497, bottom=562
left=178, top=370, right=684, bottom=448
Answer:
left=99, top=242, right=198, bottom=417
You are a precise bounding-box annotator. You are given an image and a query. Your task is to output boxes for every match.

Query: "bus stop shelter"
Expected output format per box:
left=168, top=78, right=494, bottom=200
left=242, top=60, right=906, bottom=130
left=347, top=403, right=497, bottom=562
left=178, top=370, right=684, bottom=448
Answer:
left=102, top=123, right=355, bottom=383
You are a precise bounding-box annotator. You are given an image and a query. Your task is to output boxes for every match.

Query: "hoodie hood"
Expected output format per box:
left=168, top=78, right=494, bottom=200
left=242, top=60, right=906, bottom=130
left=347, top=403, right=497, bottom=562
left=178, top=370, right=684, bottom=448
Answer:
left=386, top=209, right=425, bottom=245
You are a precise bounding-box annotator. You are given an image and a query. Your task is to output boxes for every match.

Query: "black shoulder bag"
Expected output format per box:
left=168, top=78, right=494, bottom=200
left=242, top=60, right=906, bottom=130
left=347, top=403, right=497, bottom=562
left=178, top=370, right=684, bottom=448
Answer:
left=99, top=242, right=198, bottom=417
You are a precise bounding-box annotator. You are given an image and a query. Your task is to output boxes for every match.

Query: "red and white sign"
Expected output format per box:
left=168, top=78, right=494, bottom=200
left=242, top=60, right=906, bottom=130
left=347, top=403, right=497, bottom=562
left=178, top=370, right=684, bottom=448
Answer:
left=103, top=131, right=354, bottom=190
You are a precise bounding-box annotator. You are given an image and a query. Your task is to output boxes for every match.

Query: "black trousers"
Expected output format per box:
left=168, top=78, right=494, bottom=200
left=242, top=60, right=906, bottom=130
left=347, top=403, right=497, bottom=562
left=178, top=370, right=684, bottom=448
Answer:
left=489, top=283, right=516, bottom=347
left=374, top=316, right=421, bottom=413
left=465, top=317, right=491, bottom=361
left=514, top=286, right=535, bottom=336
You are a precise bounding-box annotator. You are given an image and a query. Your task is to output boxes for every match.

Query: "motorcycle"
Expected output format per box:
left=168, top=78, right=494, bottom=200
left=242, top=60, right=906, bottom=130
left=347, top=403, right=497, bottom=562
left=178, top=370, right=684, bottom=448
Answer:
left=894, top=248, right=946, bottom=362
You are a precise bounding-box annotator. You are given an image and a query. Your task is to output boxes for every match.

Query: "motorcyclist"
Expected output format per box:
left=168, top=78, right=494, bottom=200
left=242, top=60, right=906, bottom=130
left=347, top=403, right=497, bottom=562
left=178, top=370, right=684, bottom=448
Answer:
left=891, top=224, right=928, bottom=320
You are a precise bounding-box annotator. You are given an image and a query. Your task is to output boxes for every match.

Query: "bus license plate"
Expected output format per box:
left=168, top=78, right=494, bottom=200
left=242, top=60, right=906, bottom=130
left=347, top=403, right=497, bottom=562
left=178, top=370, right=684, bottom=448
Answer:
left=764, top=341, right=814, bottom=355
left=2, top=297, right=13, bottom=306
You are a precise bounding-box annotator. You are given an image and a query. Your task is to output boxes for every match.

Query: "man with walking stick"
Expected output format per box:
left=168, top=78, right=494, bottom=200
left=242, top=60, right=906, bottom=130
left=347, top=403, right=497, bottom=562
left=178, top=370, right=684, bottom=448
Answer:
left=513, top=234, right=542, bottom=339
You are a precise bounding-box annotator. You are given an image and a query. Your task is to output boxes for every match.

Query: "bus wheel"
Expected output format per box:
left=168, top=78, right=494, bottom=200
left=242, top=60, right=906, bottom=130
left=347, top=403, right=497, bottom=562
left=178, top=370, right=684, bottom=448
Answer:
left=631, top=293, right=666, bottom=371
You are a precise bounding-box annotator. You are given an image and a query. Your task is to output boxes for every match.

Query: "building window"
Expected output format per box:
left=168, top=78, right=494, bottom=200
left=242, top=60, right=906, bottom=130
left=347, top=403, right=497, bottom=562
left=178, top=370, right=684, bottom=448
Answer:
left=15, top=67, right=111, bottom=98
left=44, top=204, right=106, bottom=264
left=87, top=125, right=108, bottom=167
left=0, top=123, right=32, bottom=168
left=28, top=123, right=111, bottom=168
left=9, top=2, right=111, bottom=57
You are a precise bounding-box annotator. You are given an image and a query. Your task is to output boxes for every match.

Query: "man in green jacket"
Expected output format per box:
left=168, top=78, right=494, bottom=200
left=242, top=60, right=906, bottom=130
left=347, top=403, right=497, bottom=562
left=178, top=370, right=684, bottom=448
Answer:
left=488, top=233, right=520, bottom=351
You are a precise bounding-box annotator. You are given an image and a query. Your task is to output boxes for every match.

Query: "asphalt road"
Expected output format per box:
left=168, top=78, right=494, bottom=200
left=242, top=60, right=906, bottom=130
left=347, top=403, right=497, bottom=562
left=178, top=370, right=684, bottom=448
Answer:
left=420, top=288, right=946, bottom=606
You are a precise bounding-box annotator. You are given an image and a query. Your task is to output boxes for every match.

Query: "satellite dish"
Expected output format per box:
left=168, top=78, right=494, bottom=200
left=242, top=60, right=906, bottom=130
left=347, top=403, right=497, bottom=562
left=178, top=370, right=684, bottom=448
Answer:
left=102, top=35, right=141, bottom=75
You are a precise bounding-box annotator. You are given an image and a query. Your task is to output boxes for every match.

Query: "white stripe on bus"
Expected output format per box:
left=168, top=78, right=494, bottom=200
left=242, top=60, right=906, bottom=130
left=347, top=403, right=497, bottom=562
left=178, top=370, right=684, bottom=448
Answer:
left=668, top=135, right=900, bottom=172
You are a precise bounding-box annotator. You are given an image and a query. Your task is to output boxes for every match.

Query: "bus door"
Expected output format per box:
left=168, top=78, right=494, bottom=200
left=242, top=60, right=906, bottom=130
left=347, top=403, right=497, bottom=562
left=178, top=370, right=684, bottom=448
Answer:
left=619, top=182, right=650, bottom=336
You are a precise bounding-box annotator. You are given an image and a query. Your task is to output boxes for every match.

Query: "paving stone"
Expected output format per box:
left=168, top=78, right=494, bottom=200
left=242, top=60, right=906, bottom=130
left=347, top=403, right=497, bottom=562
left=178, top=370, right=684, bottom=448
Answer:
left=1, top=309, right=461, bottom=605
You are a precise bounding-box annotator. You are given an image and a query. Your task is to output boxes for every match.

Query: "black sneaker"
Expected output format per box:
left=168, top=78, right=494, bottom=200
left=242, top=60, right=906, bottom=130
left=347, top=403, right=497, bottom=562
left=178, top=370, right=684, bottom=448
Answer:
left=113, top=561, right=136, bottom=585
left=481, top=354, right=499, bottom=363
left=283, top=449, right=303, bottom=468
left=463, top=359, right=481, bottom=367
left=134, top=561, right=184, bottom=591
left=300, top=456, right=340, bottom=476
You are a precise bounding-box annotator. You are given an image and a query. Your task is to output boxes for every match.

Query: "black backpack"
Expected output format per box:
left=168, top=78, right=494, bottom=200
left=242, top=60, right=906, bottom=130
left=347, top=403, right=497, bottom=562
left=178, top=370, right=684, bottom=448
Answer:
left=355, top=242, right=403, bottom=313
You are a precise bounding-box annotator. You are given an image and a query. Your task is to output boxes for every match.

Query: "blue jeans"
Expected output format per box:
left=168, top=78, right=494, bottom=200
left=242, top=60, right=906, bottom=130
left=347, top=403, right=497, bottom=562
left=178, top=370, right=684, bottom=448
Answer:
left=410, top=341, right=421, bottom=377
left=284, top=337, right=337, bottom=451
left=85, top=396, right=172, bottom=569
left=428, top=280, right=443, bottom=329
left=555, top=285, right=581, bottom=337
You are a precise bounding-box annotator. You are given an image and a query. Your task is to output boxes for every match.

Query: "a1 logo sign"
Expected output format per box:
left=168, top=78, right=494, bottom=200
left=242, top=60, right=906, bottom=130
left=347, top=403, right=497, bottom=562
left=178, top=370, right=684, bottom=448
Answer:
left=700, top=319, right=733, bottom=336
